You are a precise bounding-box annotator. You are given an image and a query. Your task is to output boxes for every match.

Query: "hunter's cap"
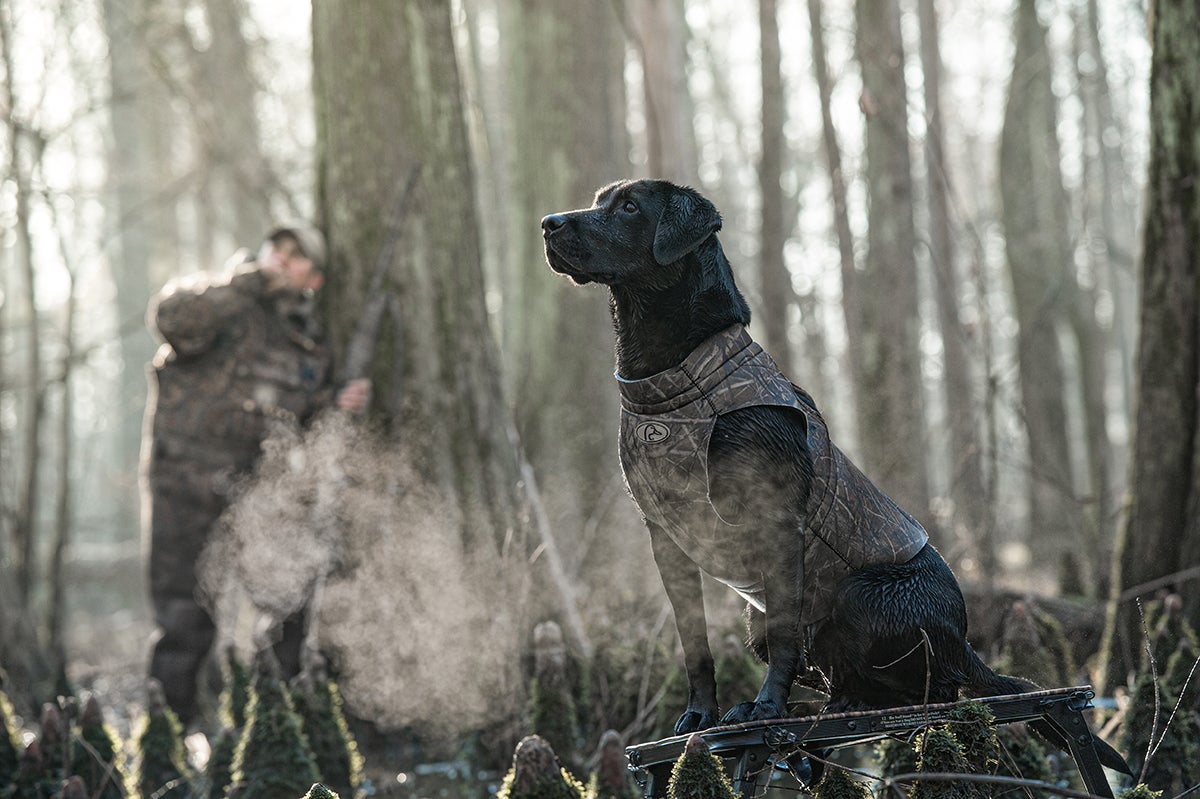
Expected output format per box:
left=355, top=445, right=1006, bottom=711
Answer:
left=265, top=223, right=327, bottom=271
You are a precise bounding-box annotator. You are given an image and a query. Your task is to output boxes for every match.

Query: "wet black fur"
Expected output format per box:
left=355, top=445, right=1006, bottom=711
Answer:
left=542, top=180, right=1128, bottom=774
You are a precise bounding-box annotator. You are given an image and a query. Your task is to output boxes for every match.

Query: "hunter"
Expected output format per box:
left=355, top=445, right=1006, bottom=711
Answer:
left=142, top=224, right=369, bottom=725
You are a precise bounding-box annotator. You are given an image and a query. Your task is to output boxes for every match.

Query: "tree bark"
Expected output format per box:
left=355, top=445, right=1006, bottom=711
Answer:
left=632, top=0, right=698, bottom=185
left=999, top=0, right=1089, bottom=594
left=1, top=5, right=46, bottom=605
left=1103, top=0, right=1200, bottom=688
left=852, top=0, right=932, bottom=530
left=757, top=0, right=793, bottom=371
left=314, top=0, right=528, bottom=555
left=916, top=0, right=989, bottom=561
left=101, top=0, right=181, bottom=545
left=500, top=0, right=628, bottom=578
left=806, top=0, right=857, bottom=422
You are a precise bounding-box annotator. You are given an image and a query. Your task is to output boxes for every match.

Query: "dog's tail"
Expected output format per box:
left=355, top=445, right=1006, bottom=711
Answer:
left=960, top=643, right=1132, bottom=776
left=960, top=643, right=1039, bottom=698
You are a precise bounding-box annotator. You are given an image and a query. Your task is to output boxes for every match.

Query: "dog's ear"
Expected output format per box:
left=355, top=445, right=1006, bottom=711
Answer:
left=652, top=190, right=722, bottom=265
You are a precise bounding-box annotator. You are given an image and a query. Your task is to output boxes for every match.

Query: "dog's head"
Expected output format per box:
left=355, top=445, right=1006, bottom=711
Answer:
left=541, top=179, right=723, bottom=287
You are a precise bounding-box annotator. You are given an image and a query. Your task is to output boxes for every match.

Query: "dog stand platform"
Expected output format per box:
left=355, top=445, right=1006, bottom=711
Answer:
left=625, top=685, right=1115, bottom=797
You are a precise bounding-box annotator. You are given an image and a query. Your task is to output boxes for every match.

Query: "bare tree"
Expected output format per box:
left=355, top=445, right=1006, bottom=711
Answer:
left=101, top=0, right=182, bottom=543
left=756, top=0, right=793, bottom=370
left=806, top=0, right=856, bottom=412
left=916, top=0, right=989, bottom=562
left=1103, top=0, right=1200, bottom=688
left=999, top=0, right=1092, bottom=594
left=631, top=0, right=698, bottom=184
left=498, top=0, right=628, bottom=577
left=1, top=1, right=47, bottom=606
left=852, top=0, right=933, bottom=531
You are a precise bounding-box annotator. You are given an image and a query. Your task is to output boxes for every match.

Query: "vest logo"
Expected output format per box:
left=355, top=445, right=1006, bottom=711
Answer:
left=635, top=421, right=672, bottom=444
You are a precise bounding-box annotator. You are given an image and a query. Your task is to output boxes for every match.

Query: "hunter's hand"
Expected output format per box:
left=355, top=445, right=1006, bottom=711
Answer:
left=337, top=378, right=371, bottom=413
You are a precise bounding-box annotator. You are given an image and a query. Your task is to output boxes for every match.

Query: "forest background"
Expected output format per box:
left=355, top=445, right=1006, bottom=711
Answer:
left=1, top=0, right=1197, bottom=775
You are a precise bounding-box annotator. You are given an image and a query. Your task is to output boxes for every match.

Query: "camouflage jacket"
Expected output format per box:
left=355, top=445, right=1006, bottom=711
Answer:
left=146, top=263, right=334, bottom=482
left=617, top=324, right=928, bottom=626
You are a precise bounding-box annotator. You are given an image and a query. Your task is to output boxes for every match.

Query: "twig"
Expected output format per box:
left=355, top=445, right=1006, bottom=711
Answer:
left=1147, top=652, right=1200, bottom=765
left=1137, top=598, right=1160, bottom=786
left=882, top=772, right=1113, bottom=799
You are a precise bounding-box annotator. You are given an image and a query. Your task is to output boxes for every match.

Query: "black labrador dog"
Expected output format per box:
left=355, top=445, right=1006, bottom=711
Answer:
left=542, top=179, right=1128, bottom=772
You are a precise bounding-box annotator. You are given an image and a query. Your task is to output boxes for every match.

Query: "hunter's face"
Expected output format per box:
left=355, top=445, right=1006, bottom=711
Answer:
left=261, top=235, right=323, bottom=292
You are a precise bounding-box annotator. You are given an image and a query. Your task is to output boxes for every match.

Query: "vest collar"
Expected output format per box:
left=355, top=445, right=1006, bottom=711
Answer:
left=616, top=324, right=757, bottom=414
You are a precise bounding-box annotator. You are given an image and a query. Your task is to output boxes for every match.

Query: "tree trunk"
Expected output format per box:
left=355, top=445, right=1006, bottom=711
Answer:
left=632, top=0, right=698, bottom=185
left=314, top=0, right=528, bottom=554
left=999, top=0, right=1088, bottom=594
left=500, top=0, right=628, bottom=577
left=852, top=0, right=932, bottom=529
left=101, top=0, right=181, bottom=546
left=1, top=6, right=46, bottom=605
left=806, top=0, right=857, bottom=428
left=757, top=0, right=793, bottom=371
left=196, top=0, right=270, bottom=247
left=313, top=1, right=548, bottom=733
left=1103, top=0, right=1200, bottom=688
left=916, top=0, right=989, bottom=561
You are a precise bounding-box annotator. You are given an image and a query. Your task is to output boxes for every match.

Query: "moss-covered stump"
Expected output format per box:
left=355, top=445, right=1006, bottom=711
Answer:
left=996, top=600, right=1075, bottom=687
left=36, top=703, right=67, bottom=783
left=70, top=694, right=128, bottom=799
left=665, top=734, right=736, bottom=799
left=910, top=726, right=976, bottom=799
left=301, top=784, right=341, bottom=799
left=944, top=701, right=1001, bottom=774
left=290, top=657, right=362, bottom=799
left=59, top=775, right=89, bottom=799
left=587, top=729, right=636, bottom=799
left=225, top=651, right=319, bottom=799
left=876, top=735, right=919, bottom=779
left=221, top=645, right=253, bottom=731
left=205, top=726, right=239, bottom=799
left=529, top=621, right=581, bottom=767
left=133, top=681, right=193, bottom=799
left=992, top=724, right=1050, bottom=796
left=12, top=740, right=60, bottom=799
left=812, top=766, right=871, bottom=799
left=496, top=734, right=586, bottom=799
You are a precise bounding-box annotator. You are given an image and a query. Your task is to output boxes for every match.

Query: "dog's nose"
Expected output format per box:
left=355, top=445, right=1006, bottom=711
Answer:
left=541, top=213, right=567, bottom=235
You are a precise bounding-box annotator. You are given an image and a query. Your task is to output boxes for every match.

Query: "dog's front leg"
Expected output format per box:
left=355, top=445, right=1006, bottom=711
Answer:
left=722, top=546, right=804, bottom=724
left=649, top=522, right=720, bottom=734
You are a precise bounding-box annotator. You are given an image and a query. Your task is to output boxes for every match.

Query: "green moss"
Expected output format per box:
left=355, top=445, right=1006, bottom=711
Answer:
left=133, top=687, right=193, bottom=799
left=221, top=647, right=253, bottom=731
left=528, top=675, right=579, bottom=766
left=993, top=724, right=1051, bottom=792
left=665, top=740, right=736, bottom=799
left=812, top=767, right=871, bottom=799
left=944, top=701, right=1001, bottom=774
left=911, top=727, right=975, bottom=799
left=290, top=671, right=362, bottom=798
left=997, top=602, right=1074, bottom=687
left=1116, top=786, right=1162, bottom=799
left=301, top=784, right=341, bottom=799
left=205, top=726, right=238, bottom=799
left=876, top=736, right=919, bottom=778
left=226, top=654, right=319, bottom=799
left=70, top=696, right=128, bottom=799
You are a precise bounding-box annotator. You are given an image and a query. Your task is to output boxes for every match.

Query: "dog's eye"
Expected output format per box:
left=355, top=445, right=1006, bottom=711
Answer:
left=621, top=200, right=638, bottom=214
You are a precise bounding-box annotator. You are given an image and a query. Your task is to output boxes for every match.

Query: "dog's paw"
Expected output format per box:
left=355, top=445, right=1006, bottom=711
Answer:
left=721, top=698, right=786, bottom=725
left=674, top=706, right=720, bottom=735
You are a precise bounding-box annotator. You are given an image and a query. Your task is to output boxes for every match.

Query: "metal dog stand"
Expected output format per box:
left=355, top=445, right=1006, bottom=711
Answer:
left=625, top=686, right=1115, bottom=798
